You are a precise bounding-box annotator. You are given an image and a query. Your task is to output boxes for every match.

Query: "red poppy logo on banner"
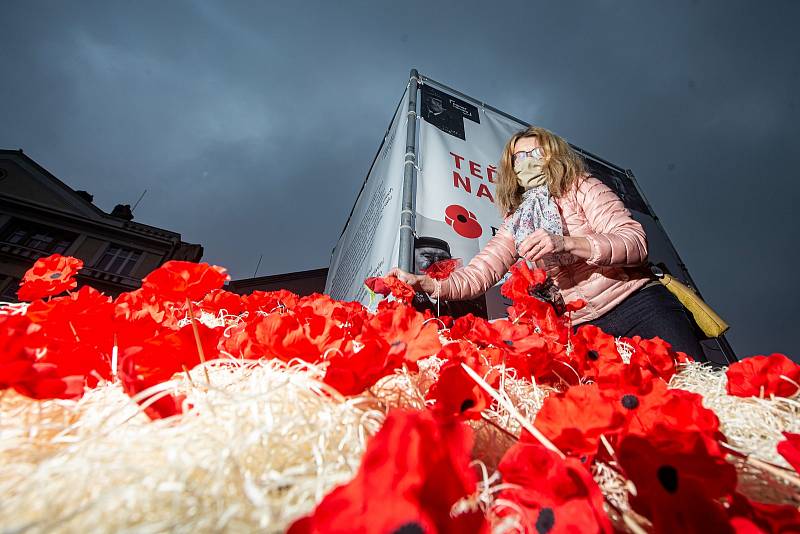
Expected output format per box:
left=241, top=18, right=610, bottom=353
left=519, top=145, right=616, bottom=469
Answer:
left=445, top=204, right=482, bottom=239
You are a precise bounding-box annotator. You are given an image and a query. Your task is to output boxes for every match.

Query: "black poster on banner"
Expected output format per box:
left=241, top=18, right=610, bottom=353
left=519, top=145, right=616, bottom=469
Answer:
left=421, top=85, right=480, bottom=140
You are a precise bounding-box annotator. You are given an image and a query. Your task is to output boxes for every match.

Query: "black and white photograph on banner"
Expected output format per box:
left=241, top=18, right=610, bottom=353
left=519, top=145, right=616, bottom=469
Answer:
left=1, top=1, right=799, bottom=532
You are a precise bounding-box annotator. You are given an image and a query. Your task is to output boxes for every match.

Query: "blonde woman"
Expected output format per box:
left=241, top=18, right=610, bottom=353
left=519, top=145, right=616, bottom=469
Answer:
left=389, top=126, right=707, bottom=361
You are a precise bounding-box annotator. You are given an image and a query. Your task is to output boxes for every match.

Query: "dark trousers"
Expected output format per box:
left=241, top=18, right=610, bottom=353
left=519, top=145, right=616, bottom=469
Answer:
left=575, top=283, right=708, bottom=363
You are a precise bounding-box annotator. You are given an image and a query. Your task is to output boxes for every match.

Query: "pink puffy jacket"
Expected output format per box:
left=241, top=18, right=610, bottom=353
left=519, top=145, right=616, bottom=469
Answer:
left=437, top=173, right=651, bottom=325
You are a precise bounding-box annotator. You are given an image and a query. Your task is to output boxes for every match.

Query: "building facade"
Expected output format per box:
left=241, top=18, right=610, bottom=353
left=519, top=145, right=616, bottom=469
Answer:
left=0, top=149, right=202, bottom=300
left=228, top=268, right=328, bottom=297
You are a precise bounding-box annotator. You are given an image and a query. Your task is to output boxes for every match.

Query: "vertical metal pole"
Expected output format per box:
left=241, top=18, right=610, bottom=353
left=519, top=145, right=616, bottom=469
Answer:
left=399, top=69, right=419, bottom=273
left=625, top=168, right=738, bottom=364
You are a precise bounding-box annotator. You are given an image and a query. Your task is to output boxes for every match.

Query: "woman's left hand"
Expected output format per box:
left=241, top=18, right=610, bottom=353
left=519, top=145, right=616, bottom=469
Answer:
left=517, top=229, right=568, bottom=263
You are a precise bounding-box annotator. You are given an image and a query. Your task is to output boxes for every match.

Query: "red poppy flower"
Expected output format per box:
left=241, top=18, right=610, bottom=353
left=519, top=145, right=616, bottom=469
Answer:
left=445, top=204, right=483, bottom=239
left=448, top=313, right=500, bottom=346
left=118, top=349, right=186, bottom=420
left=565, top=298, right=587, bottom=313
left=18, top=287, right=116, bottom=394
left=323, top=336, right=405, bottom=396
left=242, top=289, right=300, bottom=315
left=423, top=258, right=462, bottom=281
left=294, top=293, right=366, bottom=337
left=17, top=254, right=83, bottom=301
left=288, top=409, right=487, bottom=534
left=367, top=305, right=441, bottom=368
left=364, top=276, right=390, bottom=296
left=198, top=289, right=245, bottom=316
left=364, top=275, right=416, bottom=304
left=777, top=432, right=800, bottom=474
left=617, top=384, right=723, bottom=444
left=495, top=441, right=613, bottom=534
left=0, top=314, right=39, bottom=389
left=142, top=260, right=229, bottom=302
left=618, top=431, right=738, bottom=534
left=131, top=323, right=223, bottom=383
left=531, top=384, right=625, bottom=458
left=626, top=335, right=683, bottom=382
left=726, top=353, right=800, bottom=398
left=426, top=360, right=490, bottom=421
left=501, top=260, right=547, bottom=302
left=572, top=324, right=622, bottom=375
left=13, top=361, right=87, bottom=400
left=222, top=310, right=346, bottom=363
left=726, top=492, right=800, bottom=533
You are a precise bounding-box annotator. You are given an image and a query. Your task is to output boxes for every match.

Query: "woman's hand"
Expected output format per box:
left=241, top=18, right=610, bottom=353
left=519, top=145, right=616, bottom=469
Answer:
left=386, top=267, right=435, bottom=294
left=517, top=229, right=568, bottom=263
left=518, top=230, right=594, bottom=263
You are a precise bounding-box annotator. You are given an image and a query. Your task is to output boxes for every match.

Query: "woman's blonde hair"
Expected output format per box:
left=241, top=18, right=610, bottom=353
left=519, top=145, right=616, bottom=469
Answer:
left=495, top=126, right=587, bottom=217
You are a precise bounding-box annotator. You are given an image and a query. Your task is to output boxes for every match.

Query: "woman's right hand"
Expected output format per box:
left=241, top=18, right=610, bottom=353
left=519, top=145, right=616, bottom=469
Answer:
left=386, top=267, right=435, bottom=294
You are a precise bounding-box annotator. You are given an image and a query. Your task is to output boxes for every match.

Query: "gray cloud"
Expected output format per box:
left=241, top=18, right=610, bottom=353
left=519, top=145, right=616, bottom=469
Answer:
left=2, top=0, right=798, bottom=358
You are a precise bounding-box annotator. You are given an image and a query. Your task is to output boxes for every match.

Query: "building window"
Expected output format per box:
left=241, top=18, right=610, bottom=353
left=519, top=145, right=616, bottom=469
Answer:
left=94, top=245, right=141, bottom=276
left=0, top=276, right=20, bottom=302
left=0, top=220, right=74, bottom=255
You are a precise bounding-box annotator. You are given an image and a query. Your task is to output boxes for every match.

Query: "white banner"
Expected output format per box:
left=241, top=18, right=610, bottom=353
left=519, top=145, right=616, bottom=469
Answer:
left=324, top=87, right=409, bottom=304
left=415, top=82, right=527, bottom=318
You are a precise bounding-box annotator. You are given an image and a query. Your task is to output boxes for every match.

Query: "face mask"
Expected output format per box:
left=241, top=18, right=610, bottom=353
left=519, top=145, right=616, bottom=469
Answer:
left=514, top=156, right=547, bottom=189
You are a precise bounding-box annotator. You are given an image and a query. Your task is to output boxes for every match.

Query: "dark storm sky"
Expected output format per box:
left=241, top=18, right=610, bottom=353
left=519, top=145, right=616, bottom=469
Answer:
left=1, top=1, right=798, bottom=359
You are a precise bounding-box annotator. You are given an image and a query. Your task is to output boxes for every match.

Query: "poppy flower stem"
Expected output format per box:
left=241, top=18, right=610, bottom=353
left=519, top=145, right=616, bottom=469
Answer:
left=461, top=363, right=565, bottom=459
left=480, top=414, right=519, bottom=442
left=111, top=333, right=118, bottom=381
left=185, top=298, right=210, bottom=384
left=181, top=364, right=195, bottom=387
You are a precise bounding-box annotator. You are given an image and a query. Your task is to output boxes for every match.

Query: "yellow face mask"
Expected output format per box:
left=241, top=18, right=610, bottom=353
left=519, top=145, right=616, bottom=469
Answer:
left=514, top=156, right=547, bottom=189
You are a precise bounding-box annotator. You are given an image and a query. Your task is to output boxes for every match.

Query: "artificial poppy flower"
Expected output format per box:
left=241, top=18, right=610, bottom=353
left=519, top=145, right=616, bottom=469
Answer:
left=25, top=286, right=115, bottom=343
left=294, top=293, right=366, bottom=337
left=618, top=431, right=738, bottom=534
left=423, top=258, right=462, bottom=281
left=114, top=288, right=168, bottom=325
left=565, top=298, right=587, bottom=313
left=323, top=336, right=405, bottom=396
left=365, top=275, right=416, bottom=304
left=222, top=310, right=346, bottom=363
left=288, top=409, right=487, bottom=534
left=776, top=432, right=800, bottom=474
left=626, top=335, right=684, bottom=382
left=141, top=260, right=229, bottom=302
left=0, top=314, right=39, bottom=388
left=20, top=287, right=116, bottom=392
left=494, top=441, right=614, bottom=534
left=725, top=353, right=800, bottom=398
left=364, top=276, right=390, bottom=296
left=17, top=253, right=84, bottom=301
left=501, top=260, right=547, bottom=304
left=367, top=305, right=441, bottom=368
left=621, top=385, right=723, bottom=443
left=726, top=492, right=800, bottom=533
left=13, top=361, right=87, bottom=400
left=531, top=384, right=625, bottom=458
left=489, top=318, right=548, bottom=355
left=242, top=289, right=300, bottom=315
left=198, top=289, right=245, bottom=316
left=448, top=314, right=501, bottom=347
left=571, top=324, right=622, bottom=378
left=131, top=322, right=224, bottom=383
left=118, top=350, right=186, bottom=420
left=426, top=360, right=490, bottom=421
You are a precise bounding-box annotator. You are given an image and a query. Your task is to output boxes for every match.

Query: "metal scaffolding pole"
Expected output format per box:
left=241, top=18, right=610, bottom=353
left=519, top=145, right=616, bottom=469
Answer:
left=398, top=69, right=419, bottom=273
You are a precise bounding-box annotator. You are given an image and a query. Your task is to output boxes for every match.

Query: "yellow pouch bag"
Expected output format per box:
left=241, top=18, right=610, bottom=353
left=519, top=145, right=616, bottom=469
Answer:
left=655, top=271, right=729, bottom=338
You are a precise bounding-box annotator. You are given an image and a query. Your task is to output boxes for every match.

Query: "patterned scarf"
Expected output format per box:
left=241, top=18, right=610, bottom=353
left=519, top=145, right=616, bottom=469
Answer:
left=508, top=185, right=576, bottom=270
